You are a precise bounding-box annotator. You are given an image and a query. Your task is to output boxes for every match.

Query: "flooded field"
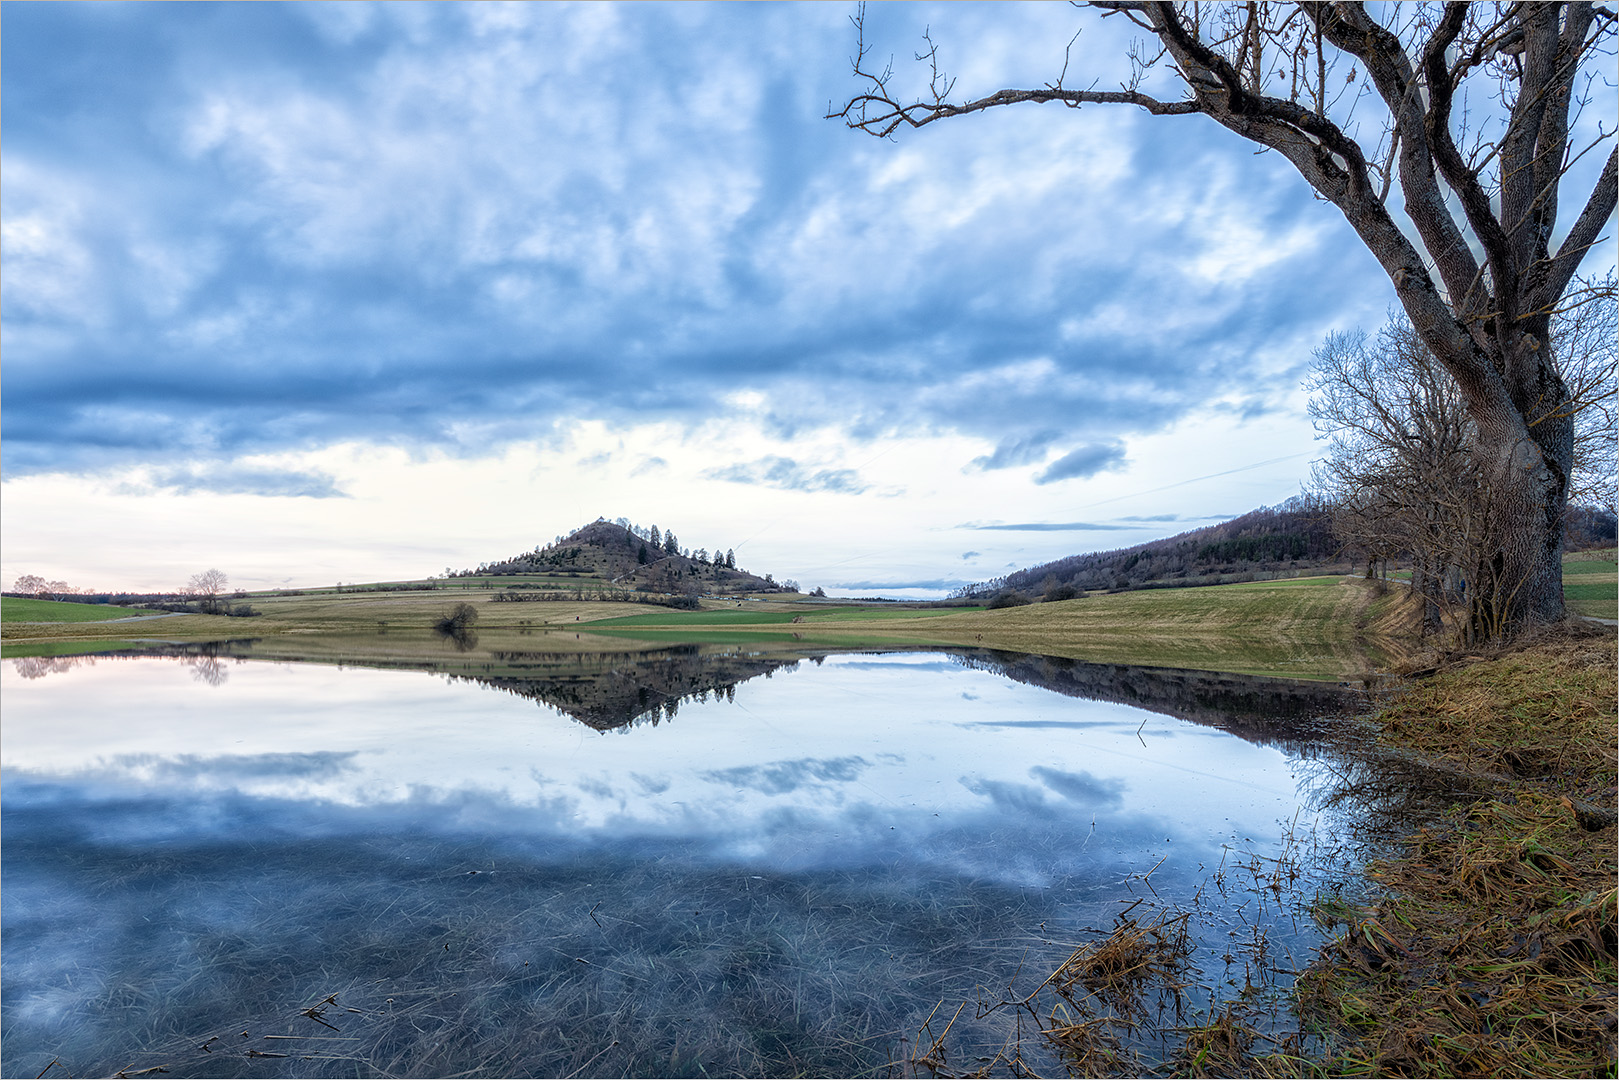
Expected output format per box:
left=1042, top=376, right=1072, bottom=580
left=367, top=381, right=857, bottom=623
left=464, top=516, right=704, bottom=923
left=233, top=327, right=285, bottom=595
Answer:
left=2, top=646, right=1371, bottom=1077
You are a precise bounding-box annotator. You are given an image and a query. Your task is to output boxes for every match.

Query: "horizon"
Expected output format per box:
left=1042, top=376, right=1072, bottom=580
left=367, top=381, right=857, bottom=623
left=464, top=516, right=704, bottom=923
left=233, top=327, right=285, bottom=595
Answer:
left=5, top=4, right=1612, bottom=600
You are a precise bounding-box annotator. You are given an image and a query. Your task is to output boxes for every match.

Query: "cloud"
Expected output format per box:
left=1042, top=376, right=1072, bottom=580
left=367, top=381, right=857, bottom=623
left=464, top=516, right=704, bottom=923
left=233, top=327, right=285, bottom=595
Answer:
left=629, top=456, right=667, bottom=477
left=967, top=431, right=1059, bottom=471
left=959, top=521, right=1133, bottom=532
left=126, top=465, right=349, bottom=499
left=831, top=578, right=972, bottom=592
left=704, top=456, right=868, bottom=495
left=1034, top=442, right=1128, bottom=484
left=960, top=551, right=980, bottom=560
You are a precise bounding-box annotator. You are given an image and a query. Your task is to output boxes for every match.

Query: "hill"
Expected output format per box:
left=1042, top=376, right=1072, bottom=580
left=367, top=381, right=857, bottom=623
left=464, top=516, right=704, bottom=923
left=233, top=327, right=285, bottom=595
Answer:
left=958, top=497, right=1616, bottom=606
left=450, top=518, right=795, bottom=597
left=959, top=497, right=1348, bottom=602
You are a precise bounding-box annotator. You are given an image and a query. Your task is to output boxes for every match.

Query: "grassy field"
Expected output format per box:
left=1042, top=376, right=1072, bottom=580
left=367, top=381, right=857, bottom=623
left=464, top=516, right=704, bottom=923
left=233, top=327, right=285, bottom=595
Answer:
left=0, top=575, right=1401, bottom=679
left=1, top=597, right=162, bottom=623
left=1562, top=547, right=1616, bottom=619
left=6, top=554, right=1607, bottom=679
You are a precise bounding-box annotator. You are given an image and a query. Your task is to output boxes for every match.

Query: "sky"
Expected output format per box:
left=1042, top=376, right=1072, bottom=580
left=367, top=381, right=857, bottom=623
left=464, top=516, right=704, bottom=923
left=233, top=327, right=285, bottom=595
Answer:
left=4, top=3, right=1611, bottom=598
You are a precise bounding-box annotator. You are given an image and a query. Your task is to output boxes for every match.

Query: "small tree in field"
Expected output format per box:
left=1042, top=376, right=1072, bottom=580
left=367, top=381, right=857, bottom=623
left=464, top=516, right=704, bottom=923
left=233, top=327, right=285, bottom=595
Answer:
left=188, top=568, right=230, bottom=613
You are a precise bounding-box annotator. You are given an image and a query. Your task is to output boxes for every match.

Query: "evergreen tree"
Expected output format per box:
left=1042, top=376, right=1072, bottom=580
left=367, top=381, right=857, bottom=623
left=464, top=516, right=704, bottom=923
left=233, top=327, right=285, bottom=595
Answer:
left=664, top=531, right=679, bottom=555
left=725, top=549, right=736, bottom=569
left=649, top=525, right=661, bottom=549
left=638, top=544, right=649, bottom=565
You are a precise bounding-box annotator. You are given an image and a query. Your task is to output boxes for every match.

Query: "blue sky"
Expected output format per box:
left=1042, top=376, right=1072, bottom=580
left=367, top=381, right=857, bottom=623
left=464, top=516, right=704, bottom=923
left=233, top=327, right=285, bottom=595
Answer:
left=5, top=3, right=1604, bottom=596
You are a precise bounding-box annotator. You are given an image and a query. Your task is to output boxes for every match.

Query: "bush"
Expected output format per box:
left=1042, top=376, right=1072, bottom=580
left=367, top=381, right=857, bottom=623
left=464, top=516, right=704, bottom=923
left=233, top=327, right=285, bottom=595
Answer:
left=987, top=590, right=1033, bottom=609
left=1043, top=582, right=1079, bottom=602
left=435, top=602, right=479, bottom=632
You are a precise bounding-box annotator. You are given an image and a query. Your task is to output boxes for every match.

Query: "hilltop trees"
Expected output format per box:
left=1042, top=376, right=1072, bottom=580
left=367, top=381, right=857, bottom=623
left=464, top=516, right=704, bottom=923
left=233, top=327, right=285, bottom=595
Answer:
left=834, top=2, right=1617, bottom=638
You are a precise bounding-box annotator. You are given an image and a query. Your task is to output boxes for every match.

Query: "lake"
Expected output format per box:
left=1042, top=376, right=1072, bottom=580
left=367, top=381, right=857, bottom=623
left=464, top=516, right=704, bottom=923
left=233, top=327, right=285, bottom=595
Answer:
left=1, top=645, right=1367, bottom=1077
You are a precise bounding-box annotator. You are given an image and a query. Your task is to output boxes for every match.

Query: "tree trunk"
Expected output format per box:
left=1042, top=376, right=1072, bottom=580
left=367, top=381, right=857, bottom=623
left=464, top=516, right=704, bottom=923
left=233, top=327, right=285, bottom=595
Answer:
left=1468, top=396, right=1571, bottom=638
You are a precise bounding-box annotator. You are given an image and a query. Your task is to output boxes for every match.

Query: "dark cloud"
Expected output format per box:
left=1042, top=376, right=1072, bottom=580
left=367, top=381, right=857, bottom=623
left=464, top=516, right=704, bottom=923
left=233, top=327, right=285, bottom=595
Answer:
left=1034, top=442, right=1128, bottom=484
left=0, top=3, right=1393, bottom=480
left=704, top=457, right=869, bottom=494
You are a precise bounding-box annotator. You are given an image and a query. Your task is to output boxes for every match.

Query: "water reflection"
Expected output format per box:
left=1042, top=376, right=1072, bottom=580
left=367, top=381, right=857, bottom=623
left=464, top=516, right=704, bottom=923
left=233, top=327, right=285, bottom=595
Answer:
left=2, top=649, right=1366, bottom=1078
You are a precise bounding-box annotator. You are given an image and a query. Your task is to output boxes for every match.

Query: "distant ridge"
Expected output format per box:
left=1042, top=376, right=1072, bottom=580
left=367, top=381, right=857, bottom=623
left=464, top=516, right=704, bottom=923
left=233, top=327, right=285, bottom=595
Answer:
left=960, top=497, right=1618, bottom=604
left=957, top=498, right=1347, bottom=601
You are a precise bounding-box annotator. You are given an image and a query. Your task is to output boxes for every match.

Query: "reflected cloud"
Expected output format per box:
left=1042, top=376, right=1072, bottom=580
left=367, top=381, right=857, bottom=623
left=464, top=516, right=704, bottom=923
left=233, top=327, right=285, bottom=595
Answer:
left=702, top=756, right=872, bottom=796
left=89, top=751, right=362, bottom=785
left=1029, top=766, right=1126, bottom=808
left=959, top=777, right=1055, bottom=815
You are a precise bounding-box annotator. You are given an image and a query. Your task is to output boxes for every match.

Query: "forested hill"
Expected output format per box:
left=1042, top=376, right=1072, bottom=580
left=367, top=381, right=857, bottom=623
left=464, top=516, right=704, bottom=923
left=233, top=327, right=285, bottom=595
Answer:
left=958, top=498, right=1349, bottom=601
left=449, top=518, right=797, bottom=595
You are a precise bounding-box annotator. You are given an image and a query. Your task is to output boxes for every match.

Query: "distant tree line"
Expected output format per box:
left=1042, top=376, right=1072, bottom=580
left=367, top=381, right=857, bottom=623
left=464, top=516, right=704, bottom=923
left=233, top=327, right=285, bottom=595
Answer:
left=492, top=588, right=701, bottom=609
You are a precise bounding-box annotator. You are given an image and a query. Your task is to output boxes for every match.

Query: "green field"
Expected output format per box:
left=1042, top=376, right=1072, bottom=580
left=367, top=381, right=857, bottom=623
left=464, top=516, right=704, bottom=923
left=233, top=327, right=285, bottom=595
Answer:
left=588, top=605, right=983, bottom=628
left=0, top=574, right=1400, bottom=679
left=10, top=553, right=1608, bottom=680
left=1562, top=548, right=1616, bottom=619
left=1, top=597, right=162, bottom=623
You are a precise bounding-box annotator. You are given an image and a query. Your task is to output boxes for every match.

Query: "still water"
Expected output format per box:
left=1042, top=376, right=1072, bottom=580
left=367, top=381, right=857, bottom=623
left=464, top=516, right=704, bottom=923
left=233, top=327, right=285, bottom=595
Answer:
left=2, top=648, right=1362, bottom=1077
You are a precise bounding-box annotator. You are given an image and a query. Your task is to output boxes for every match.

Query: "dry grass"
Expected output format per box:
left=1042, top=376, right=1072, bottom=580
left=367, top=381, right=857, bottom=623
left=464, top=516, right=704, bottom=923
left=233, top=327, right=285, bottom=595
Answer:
left=1298, top=635, right=1618, bottom=1078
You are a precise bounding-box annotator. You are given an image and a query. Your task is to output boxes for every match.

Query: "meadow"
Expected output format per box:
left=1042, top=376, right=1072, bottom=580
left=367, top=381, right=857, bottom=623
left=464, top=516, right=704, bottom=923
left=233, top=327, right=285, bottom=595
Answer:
left=0, top=597, right=163, bottom=623
left=3, top=549, right=1610, bottom=682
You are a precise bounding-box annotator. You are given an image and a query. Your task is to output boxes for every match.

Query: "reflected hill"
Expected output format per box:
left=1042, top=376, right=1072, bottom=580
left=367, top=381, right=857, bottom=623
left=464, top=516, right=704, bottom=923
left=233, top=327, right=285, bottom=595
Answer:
left=69, top=639, right=1367, bottom=746
left=435, top=647, right=1367, bottom=744
left=448, top=645, right=809, bottom=730
left=949, top=649, right=1367, bottom=752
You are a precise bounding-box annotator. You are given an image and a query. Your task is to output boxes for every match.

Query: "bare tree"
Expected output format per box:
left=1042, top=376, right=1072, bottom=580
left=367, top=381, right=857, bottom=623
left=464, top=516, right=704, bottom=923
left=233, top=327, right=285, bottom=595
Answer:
left=187, top=568, right=230, bottom=613
left=832, top=1, right=1617, bottom=637
left=1310, top=288, right=1615, bottom=640
left=13, top=574, right=48, bottom=598
left=1310, top=318, right=1503, bottom=638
